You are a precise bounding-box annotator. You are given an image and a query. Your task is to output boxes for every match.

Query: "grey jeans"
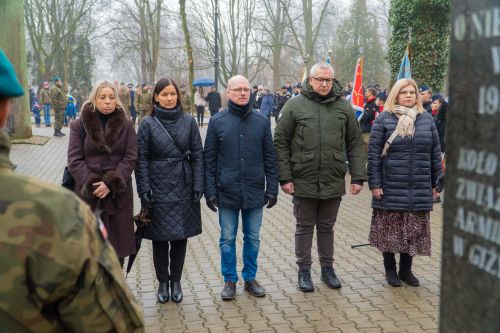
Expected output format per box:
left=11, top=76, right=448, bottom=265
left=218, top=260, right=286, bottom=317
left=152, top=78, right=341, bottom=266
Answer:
left=293, top=196, right=342, bottom=269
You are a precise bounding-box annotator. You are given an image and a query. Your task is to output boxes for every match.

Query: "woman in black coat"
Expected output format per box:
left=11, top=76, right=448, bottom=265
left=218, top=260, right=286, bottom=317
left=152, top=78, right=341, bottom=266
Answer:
left=367, top=78, right=442, bottom=287
left=135, top=78, right=204, bottom=304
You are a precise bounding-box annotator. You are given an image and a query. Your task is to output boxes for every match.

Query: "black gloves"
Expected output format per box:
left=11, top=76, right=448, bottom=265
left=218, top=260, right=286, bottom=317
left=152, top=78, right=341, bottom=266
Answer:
left=193, top=191, right=203, bottom=203
left=140, top=191, right=154, bottom=209
left=436, top=176, right=444, bottom=193
left=206, top=196, right=218, bottom=212
left=265, top=194, right=277, bottom=209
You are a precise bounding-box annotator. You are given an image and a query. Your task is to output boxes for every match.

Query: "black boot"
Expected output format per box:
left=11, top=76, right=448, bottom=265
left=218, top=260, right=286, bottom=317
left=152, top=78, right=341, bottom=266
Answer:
left=399, top=253, right=420, bottom=286
left=321, top=266, right=342, bottom=289
left=298, top=268, right=314, bottom=292
left=383, top=252, right=401, bottom=287
left=170, top=281, right=183, bottom=303
left=157, top=282, right=169, bottom=303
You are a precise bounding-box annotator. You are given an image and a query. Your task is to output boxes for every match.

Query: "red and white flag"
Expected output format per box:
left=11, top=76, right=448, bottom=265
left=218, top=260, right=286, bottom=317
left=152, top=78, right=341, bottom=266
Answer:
left=351, top=56, right=364, bottom=120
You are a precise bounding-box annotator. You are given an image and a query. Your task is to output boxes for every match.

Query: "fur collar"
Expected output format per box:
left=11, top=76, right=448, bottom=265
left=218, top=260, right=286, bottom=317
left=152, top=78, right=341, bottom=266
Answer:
left=81, top=102, right=127, bottom=154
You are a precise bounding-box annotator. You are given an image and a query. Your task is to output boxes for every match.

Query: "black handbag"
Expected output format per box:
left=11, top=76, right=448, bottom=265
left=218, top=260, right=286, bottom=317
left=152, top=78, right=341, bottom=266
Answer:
left=62, top=121, right=87, bottom=191
left=62, top=166, right=75, bottom=190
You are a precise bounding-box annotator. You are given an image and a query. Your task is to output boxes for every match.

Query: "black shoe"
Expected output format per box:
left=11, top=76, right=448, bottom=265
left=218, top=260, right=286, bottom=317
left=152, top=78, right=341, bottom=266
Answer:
left=244, top=280, right=265, bottom=297
left=321, top=266, right=342, bottom=289
left=54, top=131, right=63, bottom=137
left=58, top=130, right=66, bottom=136
left=221, top=281, right=236, bottom=300
left=157, top=282, right=169, bottom=303
left=298, top=269, right=314, bottom=292
left=170, top=281, right=183, bottom=303
left=385, top=269, right=402, bottom=287
left=399, top=270, right=420, bottom=286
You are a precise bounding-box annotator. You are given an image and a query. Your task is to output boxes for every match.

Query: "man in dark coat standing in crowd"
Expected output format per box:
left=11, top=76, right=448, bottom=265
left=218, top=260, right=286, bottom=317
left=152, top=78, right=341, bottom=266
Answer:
left=359, top=87, right=379, bottom=149
left=274, top=61, right=367, bottom=292
left=419, top=85, right=432, bottom=113
left=204, top=75, right=279, bottom=301
left=206, top=85, right=221, bottom=116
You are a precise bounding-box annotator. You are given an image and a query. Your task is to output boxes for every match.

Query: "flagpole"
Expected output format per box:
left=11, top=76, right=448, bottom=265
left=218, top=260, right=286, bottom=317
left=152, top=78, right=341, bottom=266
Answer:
left=408, top=27, right=412, bottom=63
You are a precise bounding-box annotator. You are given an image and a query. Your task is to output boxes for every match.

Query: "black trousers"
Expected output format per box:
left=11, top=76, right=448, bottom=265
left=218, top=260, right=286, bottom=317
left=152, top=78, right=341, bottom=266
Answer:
left=196, top=106, right=205, bottom=126
left=153, top=239, right=187, bottom=283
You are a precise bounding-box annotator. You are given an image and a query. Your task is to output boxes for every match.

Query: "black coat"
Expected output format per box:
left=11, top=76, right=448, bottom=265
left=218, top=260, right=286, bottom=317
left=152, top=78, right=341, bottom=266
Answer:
left=359, top=99, right=378, bottom=133
left=367, top=111, right=442, bottom=211
left=206, top=91, right=221, bottom=111
left=135, top=110, right=204, bottom=241
left=204, top=108, right=279, bottom=209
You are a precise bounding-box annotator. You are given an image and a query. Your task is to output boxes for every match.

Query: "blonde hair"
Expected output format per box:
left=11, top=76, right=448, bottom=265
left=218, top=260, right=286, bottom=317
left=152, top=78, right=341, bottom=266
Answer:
left=82, top=80, right=124, bottom=112
left=384, top=78, right=424, bottom=114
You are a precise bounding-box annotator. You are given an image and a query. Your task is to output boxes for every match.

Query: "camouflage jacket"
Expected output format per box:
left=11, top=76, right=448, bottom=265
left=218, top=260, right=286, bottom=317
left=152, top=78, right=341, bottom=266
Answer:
left=39, top=88, right=52, bottom=105
left=0, top=130, right=144, bottom=333
left=50, top=85, right=67, bottom=112
left=118, top=87, right=131, bottom=113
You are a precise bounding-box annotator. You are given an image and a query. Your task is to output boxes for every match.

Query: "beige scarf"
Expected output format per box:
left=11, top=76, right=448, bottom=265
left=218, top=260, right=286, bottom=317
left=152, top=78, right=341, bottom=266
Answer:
left=391, top=105, right=420, bottom=138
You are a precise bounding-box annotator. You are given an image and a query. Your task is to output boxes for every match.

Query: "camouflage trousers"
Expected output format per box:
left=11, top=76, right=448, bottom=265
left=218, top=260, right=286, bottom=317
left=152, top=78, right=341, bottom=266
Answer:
left=54, top=109, right=63, bottom=131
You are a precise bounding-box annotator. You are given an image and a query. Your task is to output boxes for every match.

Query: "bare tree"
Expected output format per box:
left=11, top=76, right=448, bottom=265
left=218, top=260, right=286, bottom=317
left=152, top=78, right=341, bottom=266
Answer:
left=24, top=0, right=99, bottom=90
left=283, top=0, right=331, bottom=71
left=110, top=0, right=165, bottom=82
left=179, top=0, right=195, bottom=101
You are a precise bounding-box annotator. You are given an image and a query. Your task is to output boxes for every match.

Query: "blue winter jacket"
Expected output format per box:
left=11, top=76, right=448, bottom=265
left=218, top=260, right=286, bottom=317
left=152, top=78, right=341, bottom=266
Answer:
left=367, top=111, right=442, bottom=211
left=260, top=94, right=274, bottom=117
left=204, top=108, right=279, bottom=209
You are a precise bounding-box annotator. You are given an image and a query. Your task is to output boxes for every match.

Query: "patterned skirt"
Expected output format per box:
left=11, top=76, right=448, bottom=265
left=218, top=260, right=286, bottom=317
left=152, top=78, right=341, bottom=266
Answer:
left=368, top=209, right=431, bottom=256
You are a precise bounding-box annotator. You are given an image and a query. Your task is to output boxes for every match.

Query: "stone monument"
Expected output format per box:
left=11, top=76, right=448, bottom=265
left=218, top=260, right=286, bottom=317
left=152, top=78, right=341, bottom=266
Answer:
left=440, top=1, right=500, bottom=332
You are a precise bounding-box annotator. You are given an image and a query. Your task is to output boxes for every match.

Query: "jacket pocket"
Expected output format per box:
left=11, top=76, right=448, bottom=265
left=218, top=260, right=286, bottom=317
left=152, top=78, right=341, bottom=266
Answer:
left=330, top=150, right=347, bottom=177
left=291, top=151, right=315, bottom=178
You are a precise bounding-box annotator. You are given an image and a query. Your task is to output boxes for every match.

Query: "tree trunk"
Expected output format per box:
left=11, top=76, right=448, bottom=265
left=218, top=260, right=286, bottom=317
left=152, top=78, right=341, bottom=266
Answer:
left=179, top=0, right=195, bottom=108
left=0, top=0, right=32, bottom=138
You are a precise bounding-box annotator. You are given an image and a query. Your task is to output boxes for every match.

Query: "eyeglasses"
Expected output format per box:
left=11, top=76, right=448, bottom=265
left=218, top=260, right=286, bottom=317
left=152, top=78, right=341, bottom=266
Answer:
left=229, top=88, right=251, bottom=93
left=311, top=77, right=334, bottom=85
left=399, top=90, right=416, bottom=95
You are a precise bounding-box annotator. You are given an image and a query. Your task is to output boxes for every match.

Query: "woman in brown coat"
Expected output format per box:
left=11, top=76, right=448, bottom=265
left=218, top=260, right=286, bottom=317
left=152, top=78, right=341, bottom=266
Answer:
left=68, top=80, right=138, bottom=263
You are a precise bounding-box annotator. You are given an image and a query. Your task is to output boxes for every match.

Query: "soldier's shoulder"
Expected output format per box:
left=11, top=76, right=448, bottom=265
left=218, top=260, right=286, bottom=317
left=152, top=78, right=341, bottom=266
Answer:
left=0, top=174, right=91, bottom=228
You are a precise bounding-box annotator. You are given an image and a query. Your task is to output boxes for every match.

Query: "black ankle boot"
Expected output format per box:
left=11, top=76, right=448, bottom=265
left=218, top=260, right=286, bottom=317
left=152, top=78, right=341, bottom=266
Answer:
left=298, top=268, right=314, bottom=292
left=157, top=282, right=169, bottom=303
left=170, top=281, right=183, bottom=303
left=383, top=252, right=401, bottom=287
left=399, top=253, right=420, bottom=286
left=321, top=266, right=342, bottom=289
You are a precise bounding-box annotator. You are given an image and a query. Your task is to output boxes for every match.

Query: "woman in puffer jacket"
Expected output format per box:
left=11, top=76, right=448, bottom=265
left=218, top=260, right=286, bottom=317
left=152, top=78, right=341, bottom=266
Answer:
left=367, top=78, right=442, bottom=287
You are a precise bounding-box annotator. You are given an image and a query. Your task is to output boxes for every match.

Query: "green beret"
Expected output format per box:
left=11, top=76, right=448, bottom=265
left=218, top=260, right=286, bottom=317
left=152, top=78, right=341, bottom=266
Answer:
left=0, top=50, right=24, bottom=99
left=51, top=75, right=61, bottom=82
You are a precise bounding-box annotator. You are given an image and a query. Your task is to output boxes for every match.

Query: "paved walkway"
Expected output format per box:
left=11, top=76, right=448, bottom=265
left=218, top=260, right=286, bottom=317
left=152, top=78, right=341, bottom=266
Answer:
left=10, top=125, right=442, bottom=333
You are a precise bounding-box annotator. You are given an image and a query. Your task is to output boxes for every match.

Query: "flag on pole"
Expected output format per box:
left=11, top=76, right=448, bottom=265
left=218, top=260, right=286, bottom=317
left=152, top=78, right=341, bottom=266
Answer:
left=397, top=46, right=412, bottom=80
left=351, top=56, right=364, bottom=121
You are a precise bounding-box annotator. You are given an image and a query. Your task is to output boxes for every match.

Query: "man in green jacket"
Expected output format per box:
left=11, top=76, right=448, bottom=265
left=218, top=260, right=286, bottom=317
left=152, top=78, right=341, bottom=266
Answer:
left=274, top=61, right=367, bottom=292
left=50, top=75, right=67, bottom=136
left=0, top=50, right=145, bottom=333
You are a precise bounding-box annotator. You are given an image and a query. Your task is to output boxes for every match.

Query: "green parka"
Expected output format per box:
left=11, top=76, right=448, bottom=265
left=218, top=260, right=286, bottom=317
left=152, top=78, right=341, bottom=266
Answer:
left=273, top=79, right=367, bottom=199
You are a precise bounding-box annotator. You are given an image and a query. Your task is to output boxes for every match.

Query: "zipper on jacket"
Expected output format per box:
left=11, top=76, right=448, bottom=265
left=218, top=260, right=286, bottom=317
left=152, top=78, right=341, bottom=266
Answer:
left=409, top=136, right=414, bottom=211
left=317, top=103, right=322, bottom=191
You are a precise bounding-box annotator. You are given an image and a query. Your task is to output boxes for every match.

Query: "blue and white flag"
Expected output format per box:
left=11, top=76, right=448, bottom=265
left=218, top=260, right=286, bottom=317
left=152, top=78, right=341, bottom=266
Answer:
left=397, top=46, right=411, bottom=80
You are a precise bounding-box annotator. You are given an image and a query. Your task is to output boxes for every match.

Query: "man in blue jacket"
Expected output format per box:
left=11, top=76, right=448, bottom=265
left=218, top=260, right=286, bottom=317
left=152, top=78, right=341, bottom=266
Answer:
left=204, top=75, right=279, bottom=300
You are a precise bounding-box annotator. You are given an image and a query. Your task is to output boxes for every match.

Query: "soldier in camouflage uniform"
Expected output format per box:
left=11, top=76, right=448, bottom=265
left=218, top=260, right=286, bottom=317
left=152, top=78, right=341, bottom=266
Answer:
left=0, top=50, right=144, bottom=333
left=50, top=75, right=67, bottom=137
left=135, top=84, right=152, bottom=126
left=118, top=82, right=131, bottom=118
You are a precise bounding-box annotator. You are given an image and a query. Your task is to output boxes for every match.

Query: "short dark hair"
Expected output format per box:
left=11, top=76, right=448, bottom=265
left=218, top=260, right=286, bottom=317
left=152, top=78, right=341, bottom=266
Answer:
left=367, top=87, right=377, bottom=97
left=152, top=78, right=182, bottom=114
